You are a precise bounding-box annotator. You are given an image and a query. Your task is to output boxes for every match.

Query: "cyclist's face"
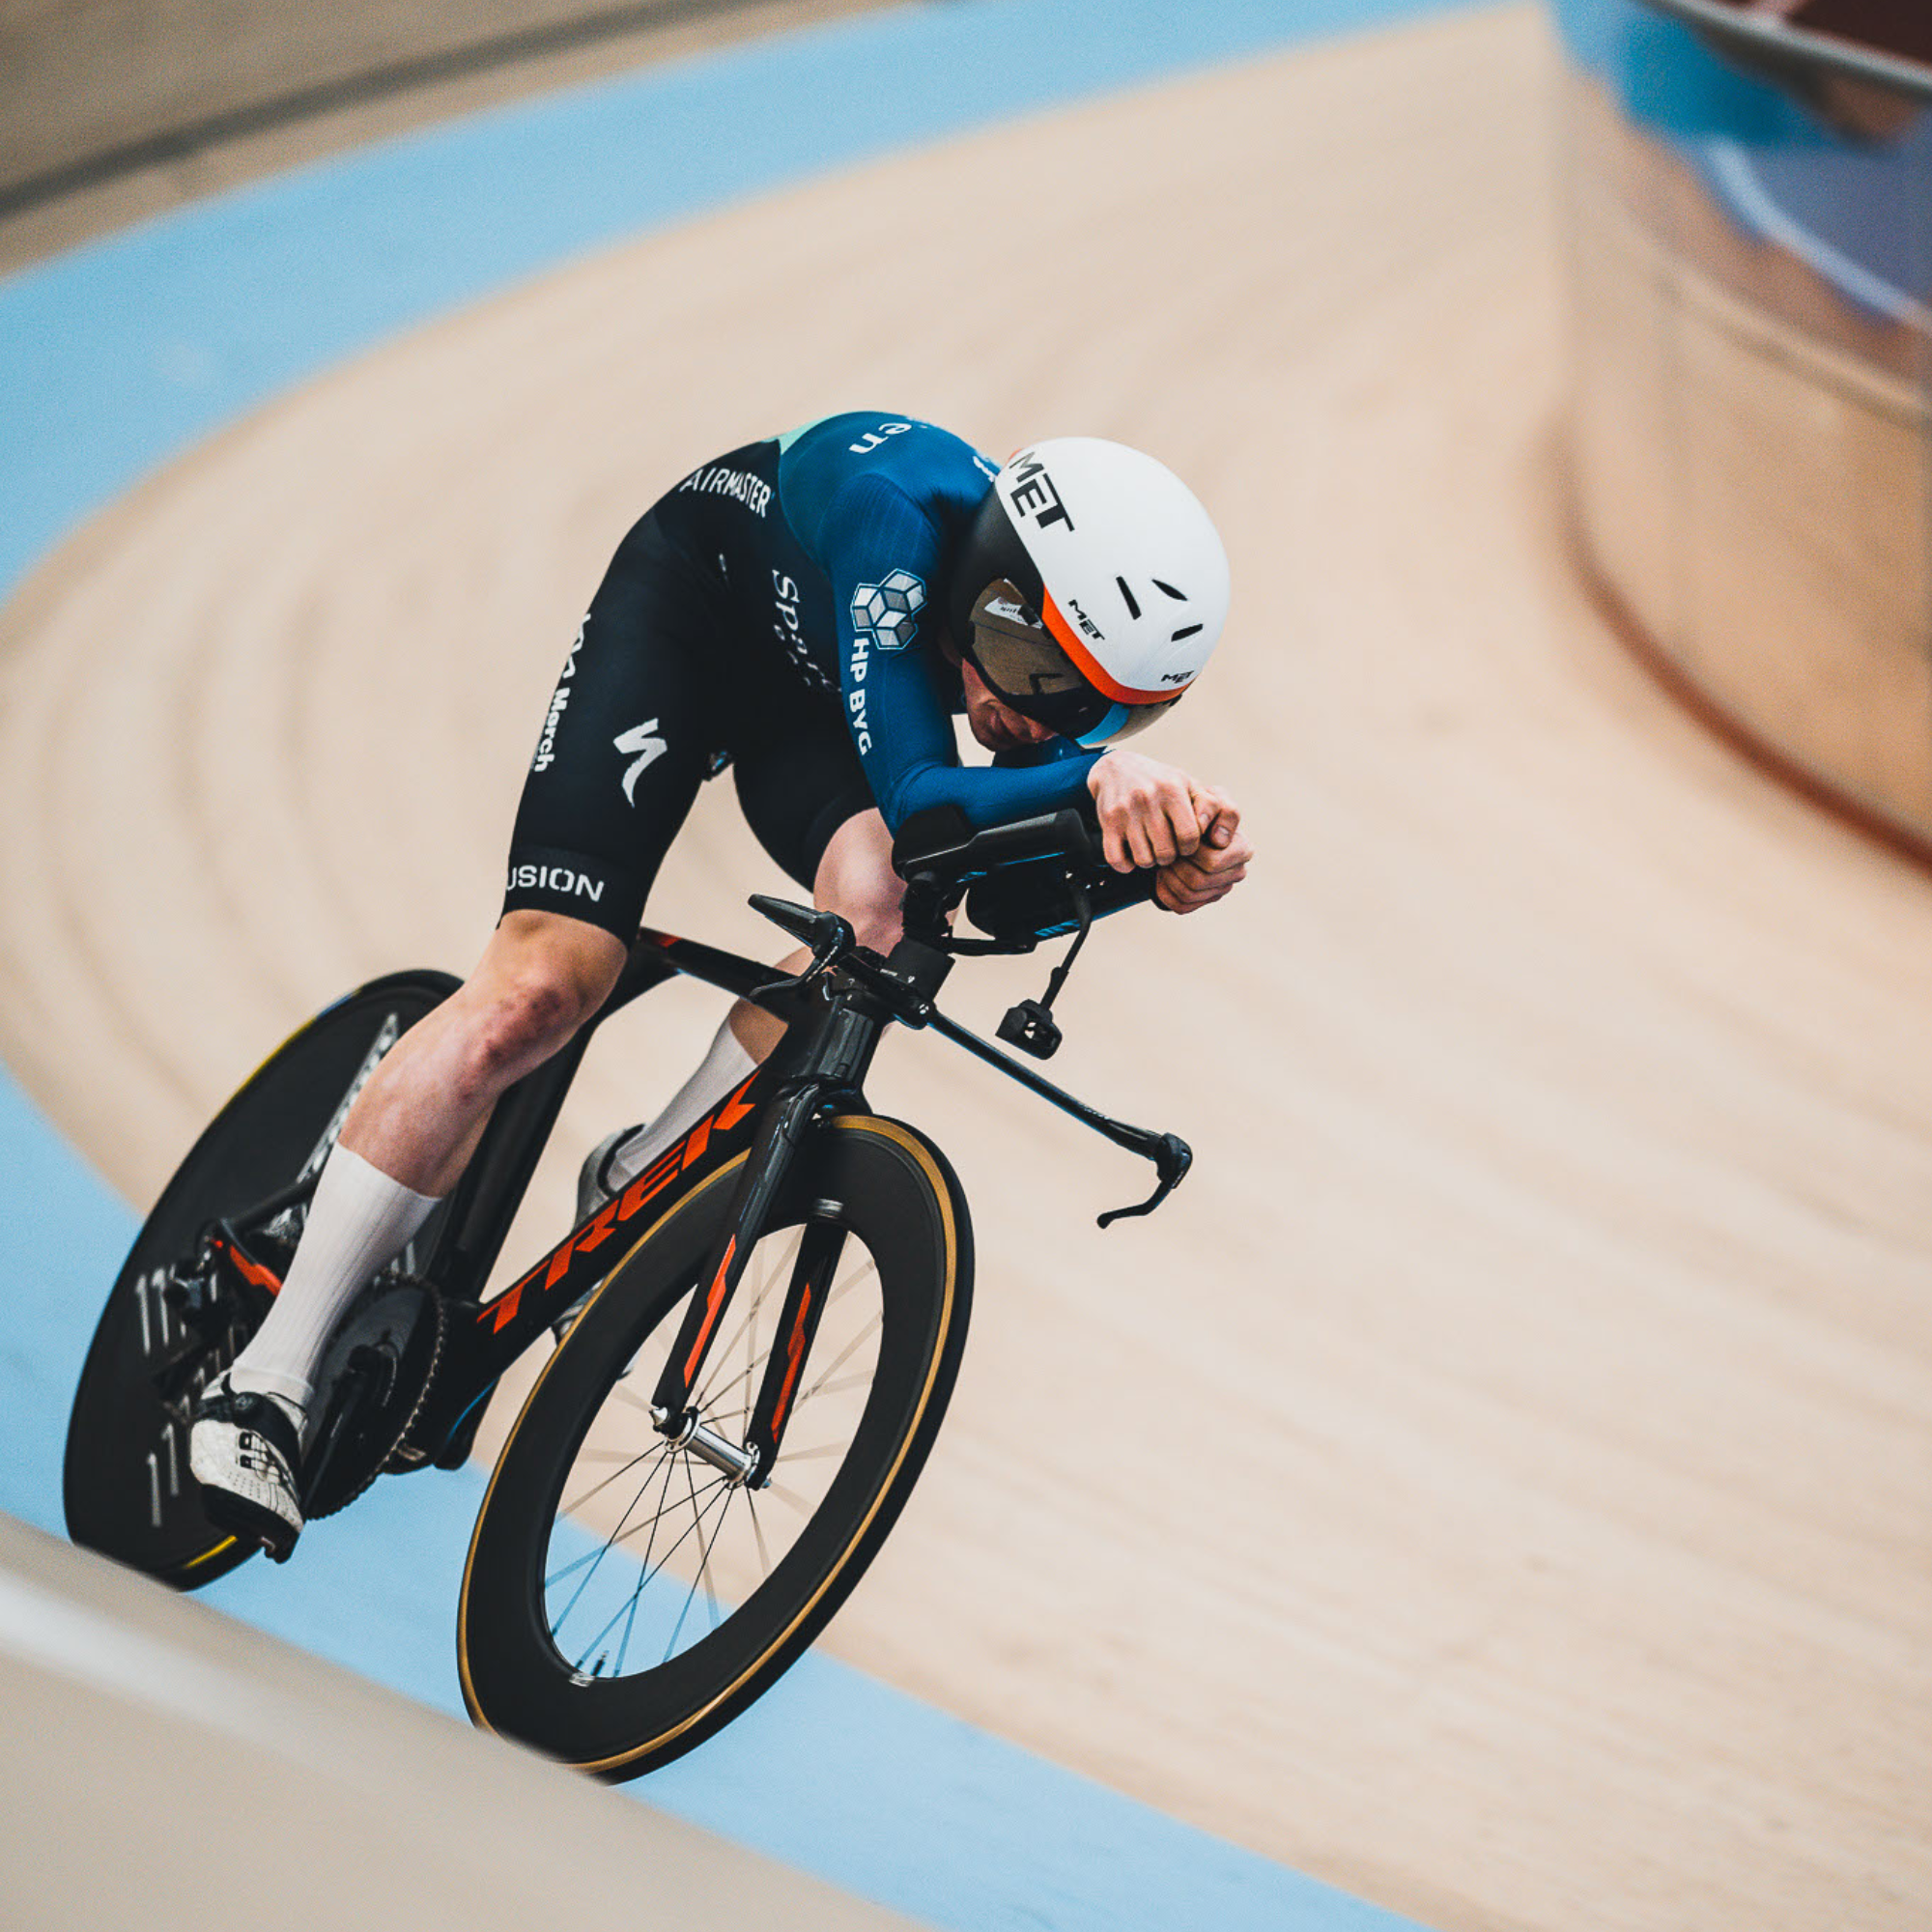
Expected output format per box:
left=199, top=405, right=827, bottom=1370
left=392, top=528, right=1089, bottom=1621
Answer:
left=958, top=656, right=1059, bottom=753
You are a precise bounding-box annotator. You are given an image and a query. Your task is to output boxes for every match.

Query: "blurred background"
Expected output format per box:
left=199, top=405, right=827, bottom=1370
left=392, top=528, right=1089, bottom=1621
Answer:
left=1557, top=0, right=1932, bottom=856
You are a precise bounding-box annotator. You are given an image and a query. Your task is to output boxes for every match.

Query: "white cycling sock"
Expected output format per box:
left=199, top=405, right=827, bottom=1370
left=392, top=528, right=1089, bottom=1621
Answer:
left=598, top=1018, right=759, bottom=1199
left=229, top=1147, right=441, bottom=1424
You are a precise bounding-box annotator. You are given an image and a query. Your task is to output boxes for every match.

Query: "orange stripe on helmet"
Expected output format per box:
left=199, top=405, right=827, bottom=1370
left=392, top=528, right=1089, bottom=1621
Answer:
left=1039, top=591, right=1188, bottom=708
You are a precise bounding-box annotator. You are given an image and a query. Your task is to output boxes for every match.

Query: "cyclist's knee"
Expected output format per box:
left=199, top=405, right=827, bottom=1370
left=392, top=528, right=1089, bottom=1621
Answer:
left=812, top=811, right=904, bottom=954
left=465, top=914, right=624, bottom=1077
left=843, top=895, right=905, bottom=955
left=469, top=975, right=574, bottom=1077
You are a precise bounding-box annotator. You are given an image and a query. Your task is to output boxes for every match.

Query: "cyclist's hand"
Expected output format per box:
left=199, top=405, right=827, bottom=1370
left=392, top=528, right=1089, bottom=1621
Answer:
left=1087, top=749, right=1220, bottom=872
left=1153, top=796, right=1251, bottom=913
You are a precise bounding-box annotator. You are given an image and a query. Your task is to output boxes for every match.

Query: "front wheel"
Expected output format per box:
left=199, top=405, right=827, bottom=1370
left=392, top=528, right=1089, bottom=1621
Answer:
left=457, top=1114, right=973, bottom=1777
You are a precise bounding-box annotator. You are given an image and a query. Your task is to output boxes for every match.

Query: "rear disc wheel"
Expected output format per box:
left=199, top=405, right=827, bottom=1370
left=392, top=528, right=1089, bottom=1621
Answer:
left=62, top=971, right=459, bottom=1586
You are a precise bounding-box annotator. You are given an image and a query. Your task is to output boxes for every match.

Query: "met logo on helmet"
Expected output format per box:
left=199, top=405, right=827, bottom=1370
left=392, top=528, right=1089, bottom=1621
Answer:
left=1006, top=453, right=1074, bottom=533
left=1065, top=595, right=1105, bottom=642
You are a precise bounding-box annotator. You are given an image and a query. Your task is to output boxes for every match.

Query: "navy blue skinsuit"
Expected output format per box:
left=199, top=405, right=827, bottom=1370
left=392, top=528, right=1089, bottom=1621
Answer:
left=503, top=412, right=1100, bottom=938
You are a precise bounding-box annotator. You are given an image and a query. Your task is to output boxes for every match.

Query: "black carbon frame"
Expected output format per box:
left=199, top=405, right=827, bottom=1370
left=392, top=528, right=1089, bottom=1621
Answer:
left=403, top=925, right=805, bottom=1460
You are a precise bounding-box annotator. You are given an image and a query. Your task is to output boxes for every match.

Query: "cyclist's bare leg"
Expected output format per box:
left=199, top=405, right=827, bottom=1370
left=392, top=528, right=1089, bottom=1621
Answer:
left=338, top=910, right=627, bottom=1194
left=588, top=811, right=905, bottom=1203
left=229, top=809, right=902, bottom=1411
left=225, top=911, right=625, bottom=1416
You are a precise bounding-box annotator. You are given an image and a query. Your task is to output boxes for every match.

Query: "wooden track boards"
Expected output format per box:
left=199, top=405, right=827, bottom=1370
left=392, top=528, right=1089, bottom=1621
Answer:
left=2, top=8, right=1928, bottom=1925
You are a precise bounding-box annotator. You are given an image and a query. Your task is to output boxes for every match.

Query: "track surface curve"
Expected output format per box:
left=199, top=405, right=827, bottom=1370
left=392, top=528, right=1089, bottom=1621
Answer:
left=0, top=1516, right=923, bottom=1932
left=2, top=8, right=1928, bottom=1929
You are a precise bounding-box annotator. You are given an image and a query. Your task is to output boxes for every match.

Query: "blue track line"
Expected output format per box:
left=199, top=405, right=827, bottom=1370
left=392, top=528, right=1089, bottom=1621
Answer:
left=0, top=3, right=1475, bottom=1925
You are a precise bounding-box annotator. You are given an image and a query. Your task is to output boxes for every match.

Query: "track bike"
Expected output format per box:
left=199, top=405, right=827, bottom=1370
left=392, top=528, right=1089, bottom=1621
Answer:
left=63, top=804, right=1193, bottom=1776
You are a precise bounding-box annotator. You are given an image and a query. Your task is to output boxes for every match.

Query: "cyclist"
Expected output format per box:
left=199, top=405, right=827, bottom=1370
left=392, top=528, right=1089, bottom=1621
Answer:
left=187, top=413, right=1254, bottom=1554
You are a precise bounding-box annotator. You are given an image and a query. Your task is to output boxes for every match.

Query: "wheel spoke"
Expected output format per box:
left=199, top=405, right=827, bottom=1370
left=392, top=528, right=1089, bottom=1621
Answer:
left=689, top=1356, right=759, bottom=1427
left=612, top=1565, right=647, bottom=1677
left=544, top=1543, right=609, bottom=1589
left=511, top=1195, right=920, bottom=1710
left=792, top=1368, right=873, bottom=1406
left=821, top=1253, right=879, bottom=1310
left=697, top=1487, right=737, bottom=1635
left=549, top=1446, right=679, bottom=1638
left=791, top=1315, right=882, bottom=1413
left=550, top=1455, right=746, bottom=1665
left=570, top=1577, right=648, bottom=1676
left=757, top=1479, right=821, bottom=1514
left=695, top=1232, right=795, bottom=1410
left=660, top=1456, right=735, bottom=1662
left=744, top=1489, right=776, bottom=1581
left=767, top=1440, right=847, bottom=1464
left=629, top=1468, right=733, bottom=1579
left=558, top=1438, right=670, bottom=1520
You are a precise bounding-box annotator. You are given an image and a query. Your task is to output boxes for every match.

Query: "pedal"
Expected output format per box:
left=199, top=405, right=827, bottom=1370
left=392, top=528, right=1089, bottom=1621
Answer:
left=301, top=1282, right=444, bottom=1520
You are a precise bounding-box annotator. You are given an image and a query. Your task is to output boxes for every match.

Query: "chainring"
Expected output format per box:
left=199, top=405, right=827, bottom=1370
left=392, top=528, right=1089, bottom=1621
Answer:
left=300, top=1280, right=445, bottom=1520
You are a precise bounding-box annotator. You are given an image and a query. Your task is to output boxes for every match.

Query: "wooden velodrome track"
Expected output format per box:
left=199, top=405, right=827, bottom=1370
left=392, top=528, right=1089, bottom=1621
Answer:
left=3, top=4, right=1929, bottom=1926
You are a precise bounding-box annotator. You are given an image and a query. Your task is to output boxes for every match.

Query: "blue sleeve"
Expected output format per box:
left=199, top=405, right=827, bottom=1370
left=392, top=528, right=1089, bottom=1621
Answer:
left=818, top=473, right=1099, bottom=833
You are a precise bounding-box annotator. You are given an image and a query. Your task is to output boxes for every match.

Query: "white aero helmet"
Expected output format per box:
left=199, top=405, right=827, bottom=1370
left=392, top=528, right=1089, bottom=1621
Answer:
left=949, top=437, right=1231, bottom=747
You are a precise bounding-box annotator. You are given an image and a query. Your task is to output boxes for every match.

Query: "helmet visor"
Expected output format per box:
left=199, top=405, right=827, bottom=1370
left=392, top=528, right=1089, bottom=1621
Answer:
left=964, top=583, right=1174, bottom=749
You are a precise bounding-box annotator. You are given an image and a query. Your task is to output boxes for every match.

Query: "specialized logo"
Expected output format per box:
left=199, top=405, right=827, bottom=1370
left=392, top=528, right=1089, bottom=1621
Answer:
left=615, top=719, right=668, bottom=805
left=1006, top=451, right=1074, bottom=533
left=506, top=862, right=607, bottom=903
left=675, top=463, right=772, bottom=517
left=530, top=614, right=589, bottom=775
